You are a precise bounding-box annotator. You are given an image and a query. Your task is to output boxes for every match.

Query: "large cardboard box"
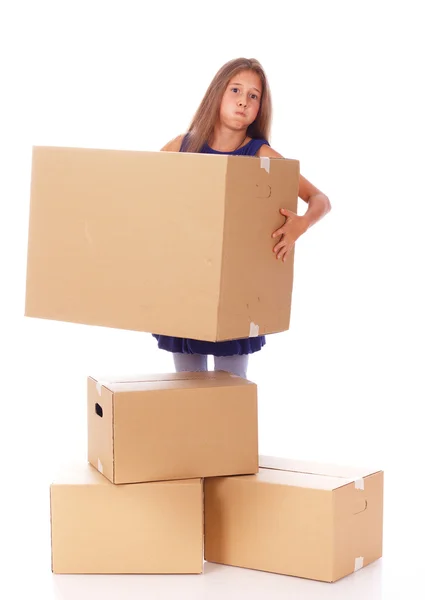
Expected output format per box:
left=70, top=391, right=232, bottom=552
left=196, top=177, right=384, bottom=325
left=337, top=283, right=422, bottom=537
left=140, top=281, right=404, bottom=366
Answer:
left=88, top=371, right=258, bottom=484
left=204, top=456, right=384, bottom=582
left=25, top=146, right=299, bottom=341
left=50, top=464, right=203, bottom=574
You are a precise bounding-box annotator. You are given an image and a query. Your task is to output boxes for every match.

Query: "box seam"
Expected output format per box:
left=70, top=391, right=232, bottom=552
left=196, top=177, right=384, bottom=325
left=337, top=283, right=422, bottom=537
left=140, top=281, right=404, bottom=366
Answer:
left=49, top=485, right=54, bottom=573
left=112, top=392, right=116, bottom=483
left=215, top=157, right=230, bottom=340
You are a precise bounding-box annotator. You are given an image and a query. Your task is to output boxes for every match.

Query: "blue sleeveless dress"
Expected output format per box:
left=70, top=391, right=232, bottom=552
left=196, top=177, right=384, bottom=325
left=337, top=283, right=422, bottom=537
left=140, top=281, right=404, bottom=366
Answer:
left=153, top=135, right=270, bottom=357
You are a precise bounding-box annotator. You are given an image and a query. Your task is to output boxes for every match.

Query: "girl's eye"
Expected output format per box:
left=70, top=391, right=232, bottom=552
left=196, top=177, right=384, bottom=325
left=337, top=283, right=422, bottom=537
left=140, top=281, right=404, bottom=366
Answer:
left=251, top=94, right=258, bottom=100
left=231, top=88, right=239, bottom=93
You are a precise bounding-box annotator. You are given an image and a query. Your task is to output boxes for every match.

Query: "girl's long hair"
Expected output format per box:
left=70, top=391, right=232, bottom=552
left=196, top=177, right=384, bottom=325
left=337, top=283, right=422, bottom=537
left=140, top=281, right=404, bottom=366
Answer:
left=183, top=58, right=272, bottom=153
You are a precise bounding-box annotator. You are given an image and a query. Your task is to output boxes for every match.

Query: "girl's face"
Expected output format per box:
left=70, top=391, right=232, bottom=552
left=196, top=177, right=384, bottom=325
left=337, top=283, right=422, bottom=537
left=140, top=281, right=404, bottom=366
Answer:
left=219, top=70, right=262, bottom=132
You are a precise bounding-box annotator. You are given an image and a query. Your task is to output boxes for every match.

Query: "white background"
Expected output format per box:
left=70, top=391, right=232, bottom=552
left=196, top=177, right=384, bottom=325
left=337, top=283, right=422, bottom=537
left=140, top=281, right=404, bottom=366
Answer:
left=1, top=1, right=424, bottom=598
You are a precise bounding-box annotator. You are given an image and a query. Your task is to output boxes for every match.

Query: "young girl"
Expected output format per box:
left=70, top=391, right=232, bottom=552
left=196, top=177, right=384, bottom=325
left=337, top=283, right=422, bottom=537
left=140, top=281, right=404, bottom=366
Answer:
left=153, top=57, right=331, bottom=379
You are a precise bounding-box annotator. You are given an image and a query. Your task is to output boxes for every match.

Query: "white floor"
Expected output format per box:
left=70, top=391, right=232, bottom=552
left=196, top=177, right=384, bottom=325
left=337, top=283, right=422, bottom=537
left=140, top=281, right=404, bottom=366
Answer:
left=11, top=561, right=387, bottom=600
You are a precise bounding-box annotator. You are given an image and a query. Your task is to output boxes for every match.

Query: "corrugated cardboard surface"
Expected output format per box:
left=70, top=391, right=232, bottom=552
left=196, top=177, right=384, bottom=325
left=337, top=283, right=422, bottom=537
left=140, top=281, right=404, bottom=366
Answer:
left=50, top=464, right=204, bottom=574
left=204, top=457, right=384, bottom=582
left=88, top=371, right=258, bottom=484
left=333, top=470, right=383, bottom=581
left=218, top=155, right=298, bottom=340
left=25, top=146, right=299, bottom=341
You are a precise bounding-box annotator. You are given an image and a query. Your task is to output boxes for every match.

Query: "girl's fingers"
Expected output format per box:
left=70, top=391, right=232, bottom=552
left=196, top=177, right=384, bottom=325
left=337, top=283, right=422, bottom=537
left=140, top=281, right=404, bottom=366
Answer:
left=273, top=241, right=287, bottom=254
left=272, top=226, right=288, bottom=238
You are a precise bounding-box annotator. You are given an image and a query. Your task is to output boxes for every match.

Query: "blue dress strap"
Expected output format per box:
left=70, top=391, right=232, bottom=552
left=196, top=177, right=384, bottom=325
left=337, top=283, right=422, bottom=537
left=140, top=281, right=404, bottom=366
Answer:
left=241, top=138, right=269, bottom=155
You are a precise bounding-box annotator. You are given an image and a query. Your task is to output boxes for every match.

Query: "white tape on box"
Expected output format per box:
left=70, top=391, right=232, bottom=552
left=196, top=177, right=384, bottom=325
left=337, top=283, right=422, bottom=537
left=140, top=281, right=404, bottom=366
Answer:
left=355, top=478, right=365, bottom=490
left=97, top=459, right=103, bottom=474
left=260, top=156, right=270, bottom=173
left=249, top=322, right=260, bottom=337
left=354, top=556, right=364, bottom=571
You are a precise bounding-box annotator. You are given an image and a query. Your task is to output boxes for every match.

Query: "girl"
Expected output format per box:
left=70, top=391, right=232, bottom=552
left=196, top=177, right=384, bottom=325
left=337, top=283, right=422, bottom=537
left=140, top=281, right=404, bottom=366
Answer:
left=153, top=57, right=331, bottom=379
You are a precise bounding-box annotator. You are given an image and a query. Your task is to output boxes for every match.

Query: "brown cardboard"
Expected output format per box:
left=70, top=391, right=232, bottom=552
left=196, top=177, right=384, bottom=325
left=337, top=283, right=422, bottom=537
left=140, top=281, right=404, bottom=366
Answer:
left=50, top=464, right=203, bottom=574
left=25, top=146, right=299, bottom=341
left=88, top=371, right=258, bottom=484
left=204, top=456, right=384, bottom=582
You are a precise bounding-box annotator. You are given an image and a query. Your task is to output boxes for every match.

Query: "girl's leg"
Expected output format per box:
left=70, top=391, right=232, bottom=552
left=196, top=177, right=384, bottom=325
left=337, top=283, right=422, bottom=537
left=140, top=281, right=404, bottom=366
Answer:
left=214, top=354, right=249, bottom=379
left=173, top=352, right=208, bottom=373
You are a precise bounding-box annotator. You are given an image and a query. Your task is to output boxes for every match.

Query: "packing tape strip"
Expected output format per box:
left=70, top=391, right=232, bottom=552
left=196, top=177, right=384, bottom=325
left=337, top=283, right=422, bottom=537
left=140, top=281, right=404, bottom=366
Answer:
left=249, top=322, right=260, bottom=337
left=260, top=156, right=270, bottom=173
left=354, top=556, right=364, bottom=571
left=355, top=478, right=365, bottom=490
left=96, top=381, right=106, bottom=395
left=97, top=458, right=103, bottom=474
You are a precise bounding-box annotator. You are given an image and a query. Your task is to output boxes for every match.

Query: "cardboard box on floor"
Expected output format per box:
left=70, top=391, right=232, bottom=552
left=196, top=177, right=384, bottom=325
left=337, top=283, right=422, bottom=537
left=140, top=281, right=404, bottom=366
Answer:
left=88, top=371, right=258, bottom=484
left=204, top=456, right=384, bottom=583
left=25, top=146, right=299, bottom=341
left=50, top=464, right=203, bottom=574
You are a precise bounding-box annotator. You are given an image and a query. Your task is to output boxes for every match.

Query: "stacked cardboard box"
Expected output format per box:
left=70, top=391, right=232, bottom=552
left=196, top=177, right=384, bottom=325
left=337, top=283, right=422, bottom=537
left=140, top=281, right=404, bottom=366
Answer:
left=205, top=456, right=383, bottom=582
left=26, top=147, right=384, bottom=581
left=50, top=371, right=258, bottom=574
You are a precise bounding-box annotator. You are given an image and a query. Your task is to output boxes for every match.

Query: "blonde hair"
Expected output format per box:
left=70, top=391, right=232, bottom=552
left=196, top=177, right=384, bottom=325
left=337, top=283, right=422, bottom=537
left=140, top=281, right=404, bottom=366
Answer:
left=184, top=57, right=272, bottom=153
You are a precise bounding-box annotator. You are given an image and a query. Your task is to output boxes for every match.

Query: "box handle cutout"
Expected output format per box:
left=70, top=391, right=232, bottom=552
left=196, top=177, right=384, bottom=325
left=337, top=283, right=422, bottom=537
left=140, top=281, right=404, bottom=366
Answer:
left=353, top=499, right=368, bottom=515
left=95, top=403, right=103, bottom=418
left=255, top=183, right=271, bottom=198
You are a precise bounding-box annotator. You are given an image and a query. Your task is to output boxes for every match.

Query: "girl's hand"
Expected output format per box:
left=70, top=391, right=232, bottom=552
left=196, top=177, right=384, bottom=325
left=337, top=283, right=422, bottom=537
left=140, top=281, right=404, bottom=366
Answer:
left=272, top=209, right=308, bottom=262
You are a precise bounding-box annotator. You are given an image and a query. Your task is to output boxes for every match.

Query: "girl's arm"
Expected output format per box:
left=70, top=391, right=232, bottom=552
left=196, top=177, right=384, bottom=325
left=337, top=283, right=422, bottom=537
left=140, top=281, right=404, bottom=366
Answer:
left=257, top=144, right=331, bottom=228
left=257, top=144, right=331, bottom=262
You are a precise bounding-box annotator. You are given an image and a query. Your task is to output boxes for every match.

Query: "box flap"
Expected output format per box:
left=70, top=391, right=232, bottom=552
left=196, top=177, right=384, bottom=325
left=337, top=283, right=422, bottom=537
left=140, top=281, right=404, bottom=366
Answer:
left=254, top=468, right=357, bottom=491
left=51, top=463, right=202, bottom=487
left=91, top=371, right=253, bottom=394
left=92, top=371, right=231, bottom=384
left=259, top=455, right=381, bottom=491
